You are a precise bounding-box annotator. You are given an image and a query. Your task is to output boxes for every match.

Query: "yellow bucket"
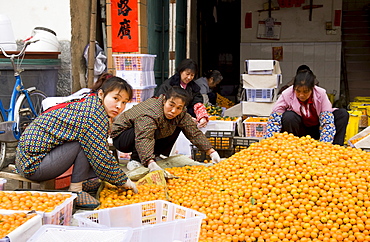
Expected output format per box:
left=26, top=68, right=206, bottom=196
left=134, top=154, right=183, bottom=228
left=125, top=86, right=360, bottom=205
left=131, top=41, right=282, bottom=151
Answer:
left=354, top=96, right=370, bottom=102
left=349, top=102, right=370, bottom=110
left=327, top=93, right=335, bottom=105
left=345, top=110, right=362, bottom=145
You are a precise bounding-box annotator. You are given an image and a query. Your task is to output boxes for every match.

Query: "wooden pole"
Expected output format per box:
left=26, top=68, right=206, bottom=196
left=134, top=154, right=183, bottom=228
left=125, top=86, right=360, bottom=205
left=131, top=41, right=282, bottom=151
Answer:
left=87, top=0, right=97, bottom=88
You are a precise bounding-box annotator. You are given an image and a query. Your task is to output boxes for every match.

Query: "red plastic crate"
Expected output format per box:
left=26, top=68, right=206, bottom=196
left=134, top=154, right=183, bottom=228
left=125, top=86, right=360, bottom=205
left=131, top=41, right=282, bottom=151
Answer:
left=54, top=165, right=73, bottom=189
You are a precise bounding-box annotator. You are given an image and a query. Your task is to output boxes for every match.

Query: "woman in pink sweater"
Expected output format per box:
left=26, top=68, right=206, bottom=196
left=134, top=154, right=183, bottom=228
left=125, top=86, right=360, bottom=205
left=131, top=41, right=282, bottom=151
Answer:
left=264, top=69, right=348, bottom=145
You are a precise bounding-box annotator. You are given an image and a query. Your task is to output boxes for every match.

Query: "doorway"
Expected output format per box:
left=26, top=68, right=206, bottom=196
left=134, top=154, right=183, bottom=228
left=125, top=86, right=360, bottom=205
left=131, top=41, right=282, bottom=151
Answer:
left=197, top=0, right=241, bottom=102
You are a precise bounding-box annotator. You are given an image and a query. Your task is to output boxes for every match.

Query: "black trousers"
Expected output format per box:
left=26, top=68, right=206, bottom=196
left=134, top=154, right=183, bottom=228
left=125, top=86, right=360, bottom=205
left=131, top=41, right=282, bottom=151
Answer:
left=281, top=109, right=349, bottom=146
left=113, top=127, right=181, bottom=163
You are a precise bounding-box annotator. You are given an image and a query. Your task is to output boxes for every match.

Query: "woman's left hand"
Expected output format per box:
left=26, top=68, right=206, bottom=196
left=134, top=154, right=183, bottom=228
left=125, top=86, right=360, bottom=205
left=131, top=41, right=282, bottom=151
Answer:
left=197, top=117, right=208, bottom=128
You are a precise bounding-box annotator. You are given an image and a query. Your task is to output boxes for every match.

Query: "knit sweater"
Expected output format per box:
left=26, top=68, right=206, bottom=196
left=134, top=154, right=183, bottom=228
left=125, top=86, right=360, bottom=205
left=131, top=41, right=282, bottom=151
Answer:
left=15, top=94, right=128, bottom=186
left=111, top=95, right=213, bottom=165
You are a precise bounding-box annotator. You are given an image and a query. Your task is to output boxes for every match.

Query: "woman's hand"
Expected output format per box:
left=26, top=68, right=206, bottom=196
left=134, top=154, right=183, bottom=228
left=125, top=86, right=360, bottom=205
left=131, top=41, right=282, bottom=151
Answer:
left=206, top=148, right=221, bottom=163
left=122, top=178, right=138, bottom=193
left=148, top=160, right=163, bottom=172
left=197, top=117, right=208, bottom=128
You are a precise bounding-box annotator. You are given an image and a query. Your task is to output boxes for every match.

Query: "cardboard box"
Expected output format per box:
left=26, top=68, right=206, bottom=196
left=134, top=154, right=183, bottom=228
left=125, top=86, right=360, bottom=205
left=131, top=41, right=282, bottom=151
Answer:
left=245, top=60, right=281, bottom=74
left=242, top=74, right=282, bottom=89
left=224, top=103, right=242, bottom=117
left=241, top=101, right=274, bottom=116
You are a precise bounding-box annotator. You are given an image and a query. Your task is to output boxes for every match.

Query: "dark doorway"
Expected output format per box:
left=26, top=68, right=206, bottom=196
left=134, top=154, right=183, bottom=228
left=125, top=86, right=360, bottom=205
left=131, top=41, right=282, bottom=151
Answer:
left=197, top=0, right=241, bottom=102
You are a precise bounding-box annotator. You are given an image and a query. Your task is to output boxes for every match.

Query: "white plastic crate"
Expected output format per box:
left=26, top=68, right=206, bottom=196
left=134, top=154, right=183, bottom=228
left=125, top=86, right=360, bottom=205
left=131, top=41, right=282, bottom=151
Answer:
left=243, top=117, right=269, bottom=138
left=113, top=54, right=156, bottom=71
left=347, top=126, right=370, bottom=149
left=245, top=60, right=281, bottom=74
left=130, top=85, right=157, bottom=103
left=245, top=88, right=275, bottom=102
left=0, top=191, right=77, bottom=226
left=0, top=211, right=42, bottom=242
left=27, top=225, right=133, bottom=242
left=116, top=70, right=155, bottom=87
left=73, top=200, right=206, bottom=242
left=203, top=119, right=238, bottom=132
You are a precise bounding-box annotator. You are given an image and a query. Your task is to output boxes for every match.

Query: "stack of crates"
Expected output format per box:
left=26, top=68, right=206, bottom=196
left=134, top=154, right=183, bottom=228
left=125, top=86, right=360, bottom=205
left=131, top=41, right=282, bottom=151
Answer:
left=113, top=54, right=157, bottom=104
left=191, top=131, right=234, bottom=162
left=240, top=60, right=282, bottom=138
left=241, top=60, right=282, bottom=103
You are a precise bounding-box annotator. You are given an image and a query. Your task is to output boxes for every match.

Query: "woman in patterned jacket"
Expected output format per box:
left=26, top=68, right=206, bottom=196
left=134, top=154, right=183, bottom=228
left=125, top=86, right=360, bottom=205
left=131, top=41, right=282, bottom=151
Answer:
left=264, top=69, right=349, bottom=145
left=15, top=73, right=137, bottom=208
left=111, top=86, right=221, bottom=172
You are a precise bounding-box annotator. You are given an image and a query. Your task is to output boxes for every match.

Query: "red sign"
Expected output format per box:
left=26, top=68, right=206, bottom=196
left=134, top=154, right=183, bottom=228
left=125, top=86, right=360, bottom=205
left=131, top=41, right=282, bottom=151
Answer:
left=111, top=0, right=138, bottom=52
left=245, top=12, right=252, bottom=29
left=334, top=10, right=342, bottom=27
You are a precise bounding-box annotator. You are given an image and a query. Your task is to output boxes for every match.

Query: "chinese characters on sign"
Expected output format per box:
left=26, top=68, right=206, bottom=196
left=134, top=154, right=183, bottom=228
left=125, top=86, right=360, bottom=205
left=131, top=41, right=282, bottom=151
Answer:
left=112, top=0, right=138, bottom=52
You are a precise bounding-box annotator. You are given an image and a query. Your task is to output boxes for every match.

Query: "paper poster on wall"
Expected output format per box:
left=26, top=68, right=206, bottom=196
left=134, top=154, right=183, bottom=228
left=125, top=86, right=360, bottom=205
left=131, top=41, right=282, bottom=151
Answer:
left=272, top=46, right=283, bottom=61
left=257, top=21, right=281, bottom=40
left=111, top=0, right=139, bottom=52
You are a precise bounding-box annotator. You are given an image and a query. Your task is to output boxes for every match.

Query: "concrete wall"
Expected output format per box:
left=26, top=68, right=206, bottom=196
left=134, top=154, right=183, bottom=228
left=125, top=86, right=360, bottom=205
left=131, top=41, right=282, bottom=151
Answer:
left=240, top=0, right=342, bottom=100
left=1, top=0, right=72, bottom=96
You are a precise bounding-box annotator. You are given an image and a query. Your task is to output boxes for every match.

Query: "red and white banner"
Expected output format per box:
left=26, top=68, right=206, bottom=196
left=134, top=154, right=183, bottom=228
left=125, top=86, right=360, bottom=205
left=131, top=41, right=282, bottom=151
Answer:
left=111, top=0, right=138, bottom=52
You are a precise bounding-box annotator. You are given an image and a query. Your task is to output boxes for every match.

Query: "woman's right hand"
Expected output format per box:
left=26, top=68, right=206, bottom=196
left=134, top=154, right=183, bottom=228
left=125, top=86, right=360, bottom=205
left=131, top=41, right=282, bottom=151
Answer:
left=122, top=178, right=138, bottom=193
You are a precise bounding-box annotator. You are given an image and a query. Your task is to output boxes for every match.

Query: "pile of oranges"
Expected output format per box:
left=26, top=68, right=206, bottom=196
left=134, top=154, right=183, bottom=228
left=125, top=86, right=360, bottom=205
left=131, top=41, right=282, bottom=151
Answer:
left=99, top=132, right=370, bottom=242
left=216, top=94, right=235, bottom=109
left=98, top=183, right=167, bottom=209
left=166, top=132, right=370, bottom=241
left=0, top=212, right=37, bottom=239
left=0, top=191, right=72, bottom=213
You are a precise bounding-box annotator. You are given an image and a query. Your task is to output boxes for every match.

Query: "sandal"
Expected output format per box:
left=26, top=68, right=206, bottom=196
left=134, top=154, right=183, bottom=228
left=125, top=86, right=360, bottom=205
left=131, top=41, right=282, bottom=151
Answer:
left=75, top=191, right=100, bottom=208
left=82, top=178, right=101, bottom=192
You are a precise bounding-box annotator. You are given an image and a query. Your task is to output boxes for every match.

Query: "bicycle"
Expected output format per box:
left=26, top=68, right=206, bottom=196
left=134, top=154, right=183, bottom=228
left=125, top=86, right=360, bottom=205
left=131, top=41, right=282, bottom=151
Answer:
left=0, top=40, right=47, bottom=169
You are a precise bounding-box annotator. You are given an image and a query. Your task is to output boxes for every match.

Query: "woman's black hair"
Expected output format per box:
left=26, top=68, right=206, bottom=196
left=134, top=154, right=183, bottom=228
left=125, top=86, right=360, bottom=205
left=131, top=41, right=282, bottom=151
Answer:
left=296, top=65, right=311, bottom=74
left=164, top=86, right=191, bottom=106
left=205, top=70, right=223, bottom=84
left=293, top=69, right=316, bottom=91
left=176, top=59, right=198, bottom=76
left=91, top=73, right=133, bottom=100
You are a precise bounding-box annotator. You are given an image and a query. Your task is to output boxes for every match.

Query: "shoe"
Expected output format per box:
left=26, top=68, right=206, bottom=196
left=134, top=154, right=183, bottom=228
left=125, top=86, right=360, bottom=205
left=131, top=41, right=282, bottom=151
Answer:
left=75, top=191, right=100, bottom=208
left=82, top=178, right=101, bottom=192
left=127, top=160, right=143, bottom=171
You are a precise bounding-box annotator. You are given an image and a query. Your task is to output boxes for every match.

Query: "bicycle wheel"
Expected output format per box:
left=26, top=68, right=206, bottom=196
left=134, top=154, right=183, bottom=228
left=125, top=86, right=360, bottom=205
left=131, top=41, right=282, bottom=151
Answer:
left=14, top=89, right=47, bottom=135
left=0, top=112, right=6, bottom=169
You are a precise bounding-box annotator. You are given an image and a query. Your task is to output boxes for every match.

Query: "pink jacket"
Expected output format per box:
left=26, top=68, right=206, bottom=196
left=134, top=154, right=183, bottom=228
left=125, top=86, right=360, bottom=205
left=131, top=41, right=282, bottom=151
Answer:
left=273, top=86, right=335, bottom=115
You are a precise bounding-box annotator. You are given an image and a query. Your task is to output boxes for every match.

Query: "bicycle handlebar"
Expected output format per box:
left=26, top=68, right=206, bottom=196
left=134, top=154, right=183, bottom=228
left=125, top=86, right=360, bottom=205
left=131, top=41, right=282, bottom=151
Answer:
left=0, top=39, right=40, bottom=59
